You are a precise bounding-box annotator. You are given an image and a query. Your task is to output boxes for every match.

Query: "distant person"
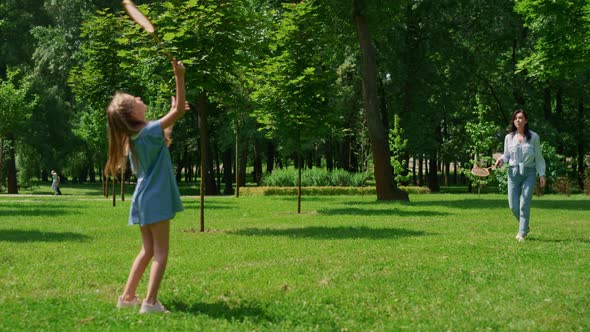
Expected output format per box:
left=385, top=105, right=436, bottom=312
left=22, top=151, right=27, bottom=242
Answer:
left=50, top=170, right=61, bottom=195
left=495, top=109, right=546, bottom=242
left=104, top=59, right=189, bottom=314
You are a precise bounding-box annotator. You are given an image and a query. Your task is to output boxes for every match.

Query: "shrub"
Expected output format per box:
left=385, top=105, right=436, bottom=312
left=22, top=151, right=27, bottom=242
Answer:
left=330, top=169, right=352, bottom=186
left=262, top=168, right=297, bottom=187
left=534, top=181, right=545, bottom=197
left=541, top=142, right=569, bottom=186
left=262, top=168, right=370, bottom=187
left=305, top=168, right=332, bottom=187
left=494, top=167, right=508, bottom=194
left=351, top=172, right=370, bottom=187
left=239, top=186, right=430, bottom=196
left=551, top=176, right=572, bottom=196
left=495, top=142, right=572, bottom=195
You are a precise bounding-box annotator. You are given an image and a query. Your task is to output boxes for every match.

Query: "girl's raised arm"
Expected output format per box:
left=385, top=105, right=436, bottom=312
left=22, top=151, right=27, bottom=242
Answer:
left=160, top=60, right=187, bottom=130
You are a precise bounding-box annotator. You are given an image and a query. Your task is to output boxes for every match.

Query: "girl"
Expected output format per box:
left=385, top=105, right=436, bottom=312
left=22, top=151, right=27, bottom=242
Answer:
left=104, top=60, right=188, bottom=313
left=495, top=109, right=546, bottom=243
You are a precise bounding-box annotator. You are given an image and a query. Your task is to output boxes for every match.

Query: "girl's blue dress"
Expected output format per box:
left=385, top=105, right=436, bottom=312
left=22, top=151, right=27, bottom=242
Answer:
left=128, top=120, right=183, bottom=226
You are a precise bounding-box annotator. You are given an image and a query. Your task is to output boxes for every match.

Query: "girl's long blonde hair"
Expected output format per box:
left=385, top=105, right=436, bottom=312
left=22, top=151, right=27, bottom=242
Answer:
left=104, top=92, right=146, bottom=178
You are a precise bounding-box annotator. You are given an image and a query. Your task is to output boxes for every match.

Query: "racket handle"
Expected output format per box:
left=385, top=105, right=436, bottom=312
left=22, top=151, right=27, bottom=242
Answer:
left=151, top=33, right=175, bottom=61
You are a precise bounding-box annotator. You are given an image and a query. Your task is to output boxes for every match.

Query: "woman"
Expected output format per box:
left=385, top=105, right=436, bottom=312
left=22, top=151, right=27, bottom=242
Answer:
left=495, top=109, right=546, bottom=242
left=51, top=170, right=61, bottom=195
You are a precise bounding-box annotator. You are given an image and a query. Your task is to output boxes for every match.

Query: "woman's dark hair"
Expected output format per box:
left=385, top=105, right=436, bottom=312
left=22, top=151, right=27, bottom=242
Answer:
left=510, top=109, right=531, bottom=141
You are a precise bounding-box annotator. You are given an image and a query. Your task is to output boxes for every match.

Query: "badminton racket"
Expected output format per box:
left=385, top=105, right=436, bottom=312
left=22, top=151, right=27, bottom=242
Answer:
left=471, top=166, right=494, bottom=178
left=122, top=0, right=174, bottom=61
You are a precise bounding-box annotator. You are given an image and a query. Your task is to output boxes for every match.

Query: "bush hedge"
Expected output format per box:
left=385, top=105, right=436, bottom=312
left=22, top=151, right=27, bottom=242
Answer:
left=239, top=186, right=430, bottom=196
left=261, top=168, right=371, bottom=187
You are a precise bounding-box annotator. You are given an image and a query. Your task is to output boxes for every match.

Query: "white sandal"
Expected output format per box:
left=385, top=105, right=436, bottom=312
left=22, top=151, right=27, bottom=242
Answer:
left=140, top=300, right=170, bottom=314
left=117, top=296, right=142, bottom=308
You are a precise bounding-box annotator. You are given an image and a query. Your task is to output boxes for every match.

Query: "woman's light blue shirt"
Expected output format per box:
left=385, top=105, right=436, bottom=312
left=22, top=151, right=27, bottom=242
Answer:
left=500, top=130, right=546, bottom=177
left=128, top=120, right=183, bottom=226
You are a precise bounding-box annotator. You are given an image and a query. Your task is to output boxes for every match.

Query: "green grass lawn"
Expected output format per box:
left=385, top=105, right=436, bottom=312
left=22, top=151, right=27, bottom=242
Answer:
left=0, top=192, right=588, bottom=331
left=11, top=181, right=200, bottom=197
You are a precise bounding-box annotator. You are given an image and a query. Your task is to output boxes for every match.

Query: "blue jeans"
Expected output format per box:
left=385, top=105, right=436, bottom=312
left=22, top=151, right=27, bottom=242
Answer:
left=507, top=166, right=536, bottom=237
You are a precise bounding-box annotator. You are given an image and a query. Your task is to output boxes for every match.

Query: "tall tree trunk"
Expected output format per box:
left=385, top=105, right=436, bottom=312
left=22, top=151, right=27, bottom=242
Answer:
left=298, top=166, right=302, bottom=213
left=326, top=141, right=334, bottom=171
left=315, top=145, right=322, bottom=168
left=352, top=0, right=408, bottom=201
left=306, top=151, right=313, bottom=170
left=297, top=153, right=302, bottom=214
left=378, top=77, right=390, bottom=133
left=176, top=151, right=184, bottom=183
left=197, top=92, right=208, bottom=231
left=88, top=157, right=96, bottom=183
left=266, top=140, right=275, bottom=174
left=223, top=148, right=234, bottom=195
left=239, top=146, right=247, bottom=187
left=112, top=176, right=116, bottom=206
left=182, top=149, right=189, bottom=182
left=276, top=157, right=283, bottom=169
left=400, top=153, right=410, bottom=186
left=577, top=97, right=585, bottom=191
left=418, top=157, right=423, bottom=187
left=0, top=138, right=3, bottom=192
left=543, top=84, right=551, bottom=120
left=120, top=168, right=125, bottom=202
left=187, top=150, right=194, bottom=183
left=444, top=161, right=450, bottom=187
left=412, top=156, right=416, bottom=185
left=428, top=154, right=440, bottom=192
left=341, top=135, right=353, bottom=172
left=197, top=95, right=218, bottom=196
left=253, top=139, right=263, bottom=184
left=103, top=175, right=108, bottom=197
left=235, top=116, right=240, bottom=197
left=555, top=87, right=563, bottom=115
left=350, top=141, right=358, bottom=172
left=215, top=142, right=222, bottom=192
left=6, top=137, right=17, bottom=194
left=555, top=87, right=564, bottom=155
left=205, top=142, right=218, bottom=195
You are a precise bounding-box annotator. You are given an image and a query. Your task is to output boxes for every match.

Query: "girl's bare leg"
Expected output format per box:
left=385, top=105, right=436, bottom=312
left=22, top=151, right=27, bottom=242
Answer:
left=144, top=220, right=170, bottom=304
left=121, top=225, right=154, bottom=300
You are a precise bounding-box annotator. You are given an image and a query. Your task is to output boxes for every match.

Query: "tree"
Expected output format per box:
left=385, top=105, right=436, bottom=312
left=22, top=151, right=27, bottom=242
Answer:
left=515, top=0, right=590, bottom=190
left=0, top=70, right=38, bottom=193
left=69, top=8, right=132, bottom=189
left=25, top=0, right=94, bottom=182
left=463, top=97, right=501, bottom=193
left=251, top=1, right=337, bottom=212
left=0, top=0, right=50, bottom=78
left=352, top=0, right=409, bottom=201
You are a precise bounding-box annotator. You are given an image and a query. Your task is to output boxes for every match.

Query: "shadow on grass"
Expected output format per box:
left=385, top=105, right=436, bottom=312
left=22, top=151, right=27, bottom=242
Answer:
left=410, top=198, right=507, bottom=210
left=526, top=237, right=590, bottom=244
left=318, top=207, right=447, bottom=217
left=229, top=226, right=429, bottom=240
left=409, top=197, right=590, bottom=211
left=0, top=229, right=91, bottom=242
left=0, top=203, right=80, bottom=217
left=182, top=200, right=235, bottom=210
left=168, top=300, right=275, bottom=322
left=267, top=196, right=379, bottom=203
left=531, top=199, right=590, bottom=211
left=178, top=188, right=199, bottom=196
